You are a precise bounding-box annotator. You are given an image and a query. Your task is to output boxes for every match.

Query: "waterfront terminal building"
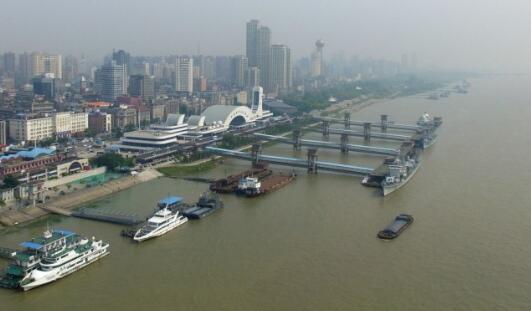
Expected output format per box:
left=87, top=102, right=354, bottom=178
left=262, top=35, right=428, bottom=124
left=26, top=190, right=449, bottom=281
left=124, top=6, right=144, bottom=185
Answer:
left=115, top=86, right=273, bottom=152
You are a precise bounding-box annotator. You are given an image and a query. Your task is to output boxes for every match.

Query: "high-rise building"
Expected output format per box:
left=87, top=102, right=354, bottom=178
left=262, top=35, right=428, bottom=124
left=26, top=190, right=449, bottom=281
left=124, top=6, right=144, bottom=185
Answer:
left=246, top=20, right=271, bottom=91
left=112, top=50, right=130, bottom=71
left=231, top=55, right=248, bottom=89
left=32, top=74, right=56, bottom=101
left=100, top=61, right=127, bottom=102
left=247, top=66, right=260, bottom=88
left=270, top=45, right=292, bottom=94
left=31, top=53, right=63, bottom=79
left=0, top=120, right=6, bottom=145
left=62, top=55, right=79, bottom=83
left=3, top=52, right=16, bottom=77
left=311, top=40, right=325, bottom=77
left=17, top=52, right=32, bottom=84
left=193, top=77, right=207, bottom=92
left=129, top=74, right=155, bottom=101
left=246, top=20, right=260, bottom=67
left=257, top=26, right=271, bottom=91
left=174, top=57, right=193, bottom=94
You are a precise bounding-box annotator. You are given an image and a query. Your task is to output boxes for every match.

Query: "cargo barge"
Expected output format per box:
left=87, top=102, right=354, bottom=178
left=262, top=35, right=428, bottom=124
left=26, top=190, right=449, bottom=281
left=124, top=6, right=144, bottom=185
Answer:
left=209, top=163, right=271, bottom=193
left=377, top=214, right=414, bottom=240
left=181, top=192, right=223, bottom=219
left=237, top=171, right=296, bottom=197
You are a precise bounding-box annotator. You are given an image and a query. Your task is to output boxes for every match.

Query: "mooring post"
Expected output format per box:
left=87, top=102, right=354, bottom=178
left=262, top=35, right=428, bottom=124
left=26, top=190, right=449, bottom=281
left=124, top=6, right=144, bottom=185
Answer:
left=293, top=129, right=302, bottom=150
left=363, top=122, right=371, bottom=142
left=322, top=120, right=330, bottom=138
left=251, top=143, right=262, bottom=166
left=344, top=112, right=351, bottom=129
left=340, top=133, right=349, bottom=153
left=380, top=114, right=388, bottom=132
left=307, top=148, right=318, bottom=174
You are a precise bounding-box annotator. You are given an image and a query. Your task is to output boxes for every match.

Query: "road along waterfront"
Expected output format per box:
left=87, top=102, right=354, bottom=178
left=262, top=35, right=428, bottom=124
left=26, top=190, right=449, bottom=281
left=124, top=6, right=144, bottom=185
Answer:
left=1, top=76, right=531, bottom=310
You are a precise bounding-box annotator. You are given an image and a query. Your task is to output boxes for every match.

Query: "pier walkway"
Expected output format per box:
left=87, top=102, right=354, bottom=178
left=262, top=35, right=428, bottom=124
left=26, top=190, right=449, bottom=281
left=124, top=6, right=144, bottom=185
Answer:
left=254, top=133, right=399, bottom=156
left=206, top=146, right=374, bottom=176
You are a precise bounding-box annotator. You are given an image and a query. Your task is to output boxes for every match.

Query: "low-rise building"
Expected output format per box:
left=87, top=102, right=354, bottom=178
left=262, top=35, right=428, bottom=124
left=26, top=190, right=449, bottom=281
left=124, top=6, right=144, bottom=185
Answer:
left=88, top=111, right=112, bottom=134
left=8, top=112, right=88, bottom=142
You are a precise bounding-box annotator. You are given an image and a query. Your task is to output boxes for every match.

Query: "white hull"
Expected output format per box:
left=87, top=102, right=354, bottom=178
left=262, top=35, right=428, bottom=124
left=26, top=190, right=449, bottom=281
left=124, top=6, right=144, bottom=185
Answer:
left=22, top=245, right=110, bottom=291
left=382, top=164, right=420, bottom=196
left=423, top=135, right=438, bottom=149
left=134, top=217, right=188, bottom=242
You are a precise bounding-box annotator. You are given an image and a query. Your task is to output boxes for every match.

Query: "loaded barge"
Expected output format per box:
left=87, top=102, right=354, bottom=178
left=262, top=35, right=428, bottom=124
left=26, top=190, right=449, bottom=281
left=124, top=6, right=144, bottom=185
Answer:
left=209, top=163, right=271, bottom=193
left=236, top=171, right=296, bottom=197
left=377, top=214, right=414, bottom=240
left=181, top=192, right=223, bottom=219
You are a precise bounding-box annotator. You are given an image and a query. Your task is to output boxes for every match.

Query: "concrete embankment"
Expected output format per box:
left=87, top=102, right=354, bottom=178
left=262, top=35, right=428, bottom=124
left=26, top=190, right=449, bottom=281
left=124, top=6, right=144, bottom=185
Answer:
left=0, top=169, right=162, bottom=226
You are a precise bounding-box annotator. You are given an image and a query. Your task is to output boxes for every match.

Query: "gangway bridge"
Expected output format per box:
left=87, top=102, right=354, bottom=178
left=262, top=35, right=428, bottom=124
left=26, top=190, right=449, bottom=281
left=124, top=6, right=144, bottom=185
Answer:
left=206, top=146, right=374, bottom=176
left=253, top=133, right=399, bottom=156
left=324, top=113, right=422, bottom=132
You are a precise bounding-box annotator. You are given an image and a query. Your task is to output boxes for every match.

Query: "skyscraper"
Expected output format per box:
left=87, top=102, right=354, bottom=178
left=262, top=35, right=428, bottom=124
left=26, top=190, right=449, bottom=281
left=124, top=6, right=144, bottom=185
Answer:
left=270, top=45, right=292, bottom=94
left=246, top=20, right=272, bottom=91
left=129, top=74, right=155, bottom=101
left=174, top=57, right=193, bottom=94
left=100, top=61, right=127, bottom=102
left=246, top=20, right=259, bottom=67
left=112, top=50, right=130, bottom=70
left=247, top=67, right=260, bottom=88
left=257, top=26, right=271, bottom=91
left=3, top=52, right=16, bottom=77
left=31, top=53, right=63, bottom=79
left=231, top=55, right=249, bottom=89
left=17, top=52, right=32, bottom=84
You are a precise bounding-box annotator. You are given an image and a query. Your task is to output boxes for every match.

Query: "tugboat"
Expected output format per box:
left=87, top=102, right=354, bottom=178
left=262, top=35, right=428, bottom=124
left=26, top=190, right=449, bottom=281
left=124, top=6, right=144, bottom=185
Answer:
left=19, top=230, right=109, bottom=291
left=236, top=176, right=262, bottom=197
left=133, top=197, right=188, bottom=242
left=378, top=214, right=414, bottom=240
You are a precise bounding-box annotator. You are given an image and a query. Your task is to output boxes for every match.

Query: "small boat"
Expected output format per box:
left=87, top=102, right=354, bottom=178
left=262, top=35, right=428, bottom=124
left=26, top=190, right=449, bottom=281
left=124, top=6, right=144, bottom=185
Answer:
left=133, top=197, right=188, bottom=242
left=377, top=214, right=414, bottom=240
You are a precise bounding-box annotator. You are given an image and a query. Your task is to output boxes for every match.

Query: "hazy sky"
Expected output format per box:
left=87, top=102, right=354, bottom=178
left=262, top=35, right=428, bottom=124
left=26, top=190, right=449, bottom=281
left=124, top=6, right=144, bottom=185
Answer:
left=1, top=0, right=531, bottom=72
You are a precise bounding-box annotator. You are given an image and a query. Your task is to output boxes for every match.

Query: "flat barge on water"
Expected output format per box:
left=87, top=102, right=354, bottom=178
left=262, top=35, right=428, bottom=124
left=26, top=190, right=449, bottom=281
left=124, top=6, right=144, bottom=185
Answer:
left=236, top=171, right=296, bottom=197
left=209, top=163, right=271, bottom=193
left=377, top=214, right=414, bottom=240
left=181, top=192, right=223, bottom=219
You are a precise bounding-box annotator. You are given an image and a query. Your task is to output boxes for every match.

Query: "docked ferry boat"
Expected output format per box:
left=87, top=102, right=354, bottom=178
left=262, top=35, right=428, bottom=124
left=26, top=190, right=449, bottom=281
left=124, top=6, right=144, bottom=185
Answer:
left=133, top=197, right=188, bottom=242
left=19, top=230, right=109, bottom=291
left=0, top=229, right=82, bottom=289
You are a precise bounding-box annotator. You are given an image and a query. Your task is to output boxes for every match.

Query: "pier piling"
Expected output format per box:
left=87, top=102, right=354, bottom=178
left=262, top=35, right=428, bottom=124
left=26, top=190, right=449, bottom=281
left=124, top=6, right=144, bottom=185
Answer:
left=307, top=149, right=318, bottom=174
left=293, top=129, right=302, bottom=151
left=363, top=123, right=372, bottom=141
left=322, top=120, right=330, bottom=138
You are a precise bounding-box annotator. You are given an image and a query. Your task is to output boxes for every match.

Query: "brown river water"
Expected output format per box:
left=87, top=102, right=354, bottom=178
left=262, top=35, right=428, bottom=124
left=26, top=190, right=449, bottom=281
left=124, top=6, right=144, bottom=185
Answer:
left=1, top=75, right=531, bottom=310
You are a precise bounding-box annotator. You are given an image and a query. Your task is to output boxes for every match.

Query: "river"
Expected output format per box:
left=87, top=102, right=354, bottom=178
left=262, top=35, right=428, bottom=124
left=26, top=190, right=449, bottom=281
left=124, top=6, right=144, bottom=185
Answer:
left=1, top=75, right=531, bottom=310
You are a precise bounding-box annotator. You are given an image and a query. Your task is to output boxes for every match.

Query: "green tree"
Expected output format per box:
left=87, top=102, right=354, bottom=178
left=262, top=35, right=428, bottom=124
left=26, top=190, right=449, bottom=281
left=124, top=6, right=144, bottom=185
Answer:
left=90, top=153, right=134, bottom=171
left=84, top=128, right=97, bottom=138
left=112, top=127, right=123, bottom=138
left=2, top=175, right=19, bottom=189
left=124, top=123, right=137, bottom=132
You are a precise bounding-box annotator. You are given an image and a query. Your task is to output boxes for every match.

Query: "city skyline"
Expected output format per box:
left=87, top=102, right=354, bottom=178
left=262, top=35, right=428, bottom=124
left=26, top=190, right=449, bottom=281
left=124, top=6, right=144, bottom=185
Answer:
left=2, top=0, right=531, bottom=73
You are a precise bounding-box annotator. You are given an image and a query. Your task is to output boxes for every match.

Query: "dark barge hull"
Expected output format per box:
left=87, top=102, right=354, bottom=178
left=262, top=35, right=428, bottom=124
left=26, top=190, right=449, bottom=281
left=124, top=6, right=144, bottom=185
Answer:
left=377, top=214, right=414, bottom=240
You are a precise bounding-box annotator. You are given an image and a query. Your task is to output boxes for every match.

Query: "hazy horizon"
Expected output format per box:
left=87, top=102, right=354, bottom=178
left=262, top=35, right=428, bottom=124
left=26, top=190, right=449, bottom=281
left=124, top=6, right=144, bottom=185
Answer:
left=2, top=0, right=531, bottom=73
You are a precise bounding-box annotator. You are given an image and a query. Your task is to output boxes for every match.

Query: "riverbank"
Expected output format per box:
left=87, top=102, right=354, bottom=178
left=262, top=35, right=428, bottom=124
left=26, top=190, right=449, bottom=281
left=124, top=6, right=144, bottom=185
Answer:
left=0, top=168, right=162, bottom=226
